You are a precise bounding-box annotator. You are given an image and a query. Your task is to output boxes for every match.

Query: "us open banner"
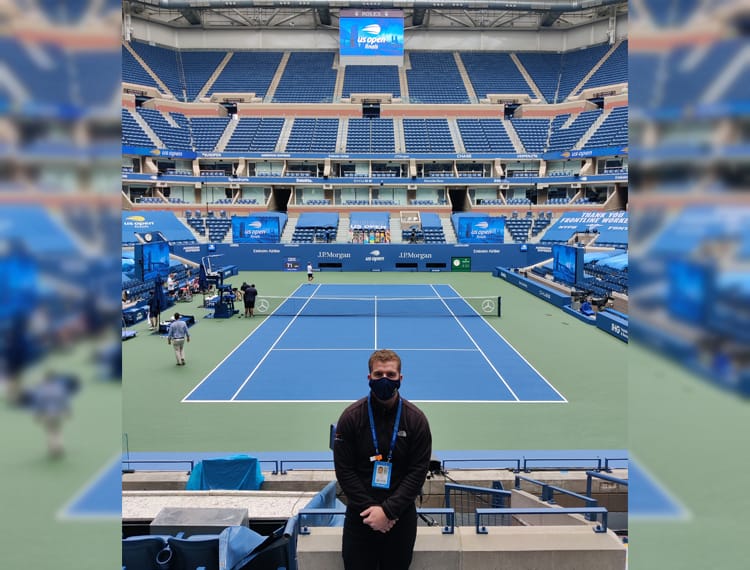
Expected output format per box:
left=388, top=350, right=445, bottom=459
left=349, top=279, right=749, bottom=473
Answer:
left=456, top=216, right=505, bottom=244
left=232, top=216, right=281, bottom=243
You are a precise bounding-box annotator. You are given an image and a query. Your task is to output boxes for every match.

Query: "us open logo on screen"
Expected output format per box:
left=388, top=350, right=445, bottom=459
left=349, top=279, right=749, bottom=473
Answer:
left=365, top=249, right=385, bottom=262
left=358, top=23, right=389, bottom=49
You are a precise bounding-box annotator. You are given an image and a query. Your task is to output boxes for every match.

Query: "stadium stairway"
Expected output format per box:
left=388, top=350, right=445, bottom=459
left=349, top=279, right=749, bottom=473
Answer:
left=509, top=53, right=546, bottom=102
left=333, top=58, right=345, bottom=100
left=336, top=217, right=350, bottom=242
left=393, top=118, right=405, bottom=153
left=447, top=119, right=466, bottom=153
left=574, top=110, right=609, bottom=149
left=281, top=216, right=298, bottom=243
left=569, top=40, right=624, bottom=98
left=215, top=117, right=238, bottom=152
left=195, top=51, right=233, bottom=101
left=263, top=52, right=290, bottom=103
left=399, top=53, right=410, bottom=100
left=277, top=118, right=295, bottom=152
left=128, top=109, right=162, bottom=148
left=441, top=216, right=457, bottom=243
left=123, top=41, right=173, bottom=97
left=336, top=119, right=349, bottom=153
left=389, top=215, right=403, bottom=243
left=453, top=52, right=479, bottom=104
left=503, top=119, right=526, bottom=154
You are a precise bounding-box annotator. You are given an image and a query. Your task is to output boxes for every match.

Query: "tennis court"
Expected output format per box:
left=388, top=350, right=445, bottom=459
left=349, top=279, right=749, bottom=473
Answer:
left=184, top=284, right=565, bottom=403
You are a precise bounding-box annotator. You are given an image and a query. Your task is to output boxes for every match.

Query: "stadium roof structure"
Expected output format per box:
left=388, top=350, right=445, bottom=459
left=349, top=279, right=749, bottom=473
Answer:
left=124, top=0, right=628, bottom=31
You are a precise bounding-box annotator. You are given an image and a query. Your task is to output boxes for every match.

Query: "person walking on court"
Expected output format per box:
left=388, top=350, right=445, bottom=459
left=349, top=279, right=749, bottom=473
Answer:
left=31, top=371, right=74, bottom=458
left=333, top=349, right=432, bottom=570
left=243, top=283, right=258, bottom=318
left=167, top=312, right=190, bottom=365
left=307, top=262, right=314, bottom=282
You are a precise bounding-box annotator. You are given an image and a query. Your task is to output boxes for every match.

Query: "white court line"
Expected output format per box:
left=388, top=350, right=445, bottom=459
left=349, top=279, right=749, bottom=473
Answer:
left=181, top=283, right=309, bottom=403
left=230, top=284, right=322, bottom=400
left=56, top=453, right=121, bottom=521
left=443, top=284, right=568, bottom=403
left=184, top=398, right=565, bottom=404
left=628, top=452, right=692, bottom=521
left=430, top=284, right=520, bottom=401
left=271, top=347, right=480, bottom=351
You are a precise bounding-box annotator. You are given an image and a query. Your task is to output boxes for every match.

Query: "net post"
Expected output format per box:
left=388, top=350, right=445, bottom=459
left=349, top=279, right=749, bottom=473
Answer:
left=497, top=296, right=502, bottom=317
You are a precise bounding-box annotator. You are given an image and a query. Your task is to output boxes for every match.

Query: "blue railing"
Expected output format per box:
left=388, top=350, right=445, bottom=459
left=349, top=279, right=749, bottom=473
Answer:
left=297, top=507, right=457, bottom=535
left=475, top=507, right=609, bottom=534
left=585, top=470, right=628, bottom=500
left=515, top=474, right=599, bottom=520
left=121, top=459, right=195, bottom=473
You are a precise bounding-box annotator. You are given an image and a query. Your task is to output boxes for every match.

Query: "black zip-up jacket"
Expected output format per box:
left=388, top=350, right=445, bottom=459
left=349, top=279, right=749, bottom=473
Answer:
left=333, top=394, right=432, bottom=520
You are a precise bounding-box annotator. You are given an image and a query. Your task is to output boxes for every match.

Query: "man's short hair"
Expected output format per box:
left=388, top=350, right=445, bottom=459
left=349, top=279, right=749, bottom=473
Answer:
left=174, top=312, right=181, bottom=319
left=368, top=349, right=401, bottom=373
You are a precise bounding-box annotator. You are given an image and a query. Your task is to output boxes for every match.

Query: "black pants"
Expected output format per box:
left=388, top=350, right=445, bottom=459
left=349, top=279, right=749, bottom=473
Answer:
left=342, top=504, right=417, bottom=570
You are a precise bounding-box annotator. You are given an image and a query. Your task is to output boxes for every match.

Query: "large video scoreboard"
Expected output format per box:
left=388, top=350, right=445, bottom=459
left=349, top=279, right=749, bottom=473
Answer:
left=339, top=9, right=404, bottom=66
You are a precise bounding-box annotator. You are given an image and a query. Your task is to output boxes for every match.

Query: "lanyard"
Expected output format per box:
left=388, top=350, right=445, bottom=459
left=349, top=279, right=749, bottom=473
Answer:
left=367, top=394, right=402, bottom=464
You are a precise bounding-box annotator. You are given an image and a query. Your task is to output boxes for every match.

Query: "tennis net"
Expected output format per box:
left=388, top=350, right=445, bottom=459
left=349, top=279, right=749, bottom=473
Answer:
left=252, top=295, right=500, bottom=318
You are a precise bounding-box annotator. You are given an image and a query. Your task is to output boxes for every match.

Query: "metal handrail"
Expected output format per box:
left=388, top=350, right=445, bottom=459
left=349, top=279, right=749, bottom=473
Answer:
left=297, top=507, right=456, bottom=535
left=585, top=470, right=628, bottom=500
left=444, top=482, right=512, bottom=508
left=603, top=457, right=628, bottom=472
left=522, top=457, right=603, bottom=472
left=515, top=475, right=598, bottom=520
left=278, top=459, right=334, bottom=474
left=475, top=507, right=609, bottom=534
left=441, top=458, right=522, bottom=473
left=121, top=459, right=195, bottom=473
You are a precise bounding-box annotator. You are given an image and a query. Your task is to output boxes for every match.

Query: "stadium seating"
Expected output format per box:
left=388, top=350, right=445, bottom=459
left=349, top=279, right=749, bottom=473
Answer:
left=510, top=118, right=550, bottom=153
left=137, top=108, right=192, bottom=150
left=461, top=52, right=535, bottom=99
left=273, top=52, right=337, bottom=103
left=579, top=41, right=628, bottom=93
left=346, top=118, right=395, bottom=153
left=122, top=44, right=162, bottom=91
left=122, top=109, right=155, bottom=148
left=342, top=65, right=401, bottom=98
left=180, top=50, right=227, bottom=101
left=208, top=51, right=283, bottom=99
left=225, top=118, right=284, bottom=152
left=406, top=52, right=470, bottom=104
left=129, top=41, right=184, bottom=100
left=457, top=119, right=516, bottom=153
left=582, top=107, right=627, bottom=149
left=403, top=119, right=455, bottom=153
left=286, top=119, right=339, bottom=153
left=546, top=110, right=601, bottom=152
left=191, top=117, right=231, bottom=152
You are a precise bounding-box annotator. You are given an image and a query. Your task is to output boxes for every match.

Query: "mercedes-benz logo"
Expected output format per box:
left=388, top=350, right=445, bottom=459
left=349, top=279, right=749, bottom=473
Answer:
left=256, top=298, right=270, bottom=314
left=481, top=299, right=495, bottom=313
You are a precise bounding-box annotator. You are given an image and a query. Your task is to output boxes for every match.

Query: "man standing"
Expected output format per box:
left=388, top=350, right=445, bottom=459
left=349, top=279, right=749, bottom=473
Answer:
left=307, top=262, right=314, bottom=282
left=243, top=283, right=258, bottom=318
left=333, top=349, right=432, bottom=570
left=167, top=312, right=190, bottom=365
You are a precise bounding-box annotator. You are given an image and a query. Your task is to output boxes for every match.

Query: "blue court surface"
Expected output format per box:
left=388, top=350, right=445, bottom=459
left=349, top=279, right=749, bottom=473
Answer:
left=184, top=284, right=565, bottom=403
left=64, top=451, right=685, bottom=520
left=57, top=455, right=123, bottom=519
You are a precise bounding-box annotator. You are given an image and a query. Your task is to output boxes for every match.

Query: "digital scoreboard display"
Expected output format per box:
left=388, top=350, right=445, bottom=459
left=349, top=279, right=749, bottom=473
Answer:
left=339, top=9, right=404, bottom=66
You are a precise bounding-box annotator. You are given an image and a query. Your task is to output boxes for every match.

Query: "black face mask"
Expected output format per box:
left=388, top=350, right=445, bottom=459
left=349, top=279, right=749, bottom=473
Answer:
left=369, top=377, right=400, bottom=401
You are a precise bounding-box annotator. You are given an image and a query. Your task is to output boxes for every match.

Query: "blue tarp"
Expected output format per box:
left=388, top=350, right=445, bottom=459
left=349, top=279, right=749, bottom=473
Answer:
left=296, top=212, right=340, bottom=228
left=350, top=211, right=390, bottom=230
left=185, top=454, right=265, bottom=491
left=122, top=210, right=197, bottom=244
left=302, top=481, right=345, bottom=527
left=598, top=253, right=628, bottom=270
left=0, top=205, right=79, bottom=254
left=543, top=211, right=628, bottom=245
left=420, top=212, right=442, bottom=228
